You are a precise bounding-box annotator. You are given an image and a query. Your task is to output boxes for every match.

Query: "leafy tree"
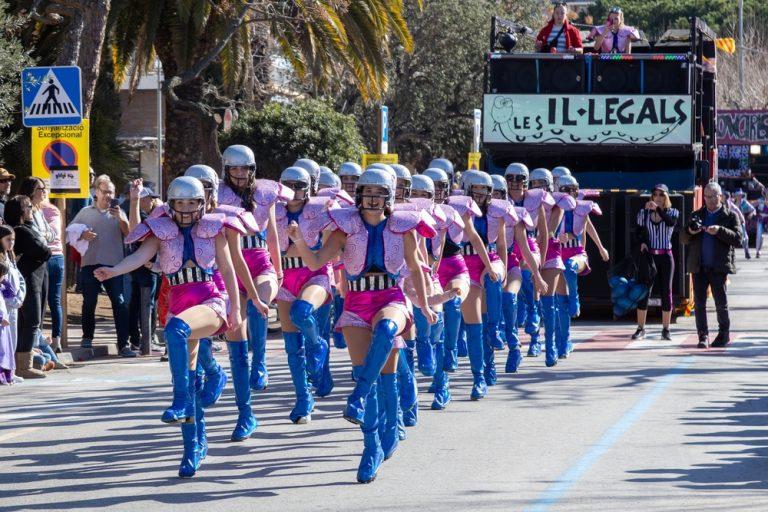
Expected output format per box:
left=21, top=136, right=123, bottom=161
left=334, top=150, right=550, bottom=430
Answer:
left=219, top=98, right=365, bottom=180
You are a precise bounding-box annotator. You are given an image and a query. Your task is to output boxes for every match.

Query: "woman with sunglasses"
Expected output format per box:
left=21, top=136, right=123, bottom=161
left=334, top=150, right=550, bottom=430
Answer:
left=95, top=177, right=244, bottom=478
left=288, top=168, right=436, bottom=483
left=632, top=184, right=679, bottom=340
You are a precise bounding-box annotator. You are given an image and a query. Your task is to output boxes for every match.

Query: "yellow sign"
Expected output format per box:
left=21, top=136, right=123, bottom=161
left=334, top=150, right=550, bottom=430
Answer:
left=362, top=153, right=398, bottom=168
left=467, top=152, right=481, bottom=170
left=31, top=119, right=90, bottom=199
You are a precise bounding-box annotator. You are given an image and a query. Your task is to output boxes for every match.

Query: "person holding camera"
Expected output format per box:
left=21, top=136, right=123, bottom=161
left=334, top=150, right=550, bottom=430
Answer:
left=535, top=2, right=583, bottom=54
left=631, top=184, right=678, bottom=341
left=591, top=7, right=640, bottom=54
left=67, top=175, right=134, bottom=357
left=681, top=182, right=742, bottom=348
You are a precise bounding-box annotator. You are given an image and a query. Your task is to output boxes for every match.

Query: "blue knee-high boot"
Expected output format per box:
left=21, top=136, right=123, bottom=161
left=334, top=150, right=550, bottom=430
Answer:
left=284, top=332, right=314, bottom=423
left=193, top=367, right=208, bottom=461
left=556, top=295, right=573, bottom=359
left=315, top=336, right=335, bottom=397
left=179, top=370, right=201, bottom=478
left=344, top=319, right=398, bottom=425
left=564, top=258, right=581, bottom=318
left=457, top=319, right=468, bottom=357
left=332, top=292, right=347, bottom=349
left=442, top=297, right=461, bottom=372
left=228, top=340, right=258, bottom=441
left=162, top=317, right=194, bottom=424
left=378, top=373, right=400, bottom=460
left=502, top=292, right=523, bottom=373
left=465, top=323, right=487, bottom=400
left=357, top=378, right=384, bottom=484
left=197, top=337, right=227, bottom=408
left=521, top=270, right=541, bottom=357
left=398, top=346, right=418, bottom=427
left=482, top=314, right=497, bottom=386
left=540, top=296, right=558, bottom=367
left=289, top=300, right=329, bottom=385
left=484, top=274, right=505, bottom=350
left=517, top=281, right=528, bottom=328
left=316, top=301, right=333, bottom=344
left=247, top=300, right=269, bottom=391
left=430, top=340, right=452, bottom=410
left=413, top=307, right=436, bottom=376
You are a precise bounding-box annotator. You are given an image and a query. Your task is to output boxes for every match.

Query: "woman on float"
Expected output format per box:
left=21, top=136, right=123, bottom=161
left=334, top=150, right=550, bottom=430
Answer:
left=94, top=177, right=243, bottom=478
left=275, top=164, right=335, bottom=424
left=287, top=168, right=436, bottom=483
left=505, top=163, right=547, bottom=358
left=528, top=168, right=576, bottom=366
left=555, top=174, right=609, bottom=357
left=490, top=174, right=547, bottom=373
left=217, top=145, right=287, bottom=394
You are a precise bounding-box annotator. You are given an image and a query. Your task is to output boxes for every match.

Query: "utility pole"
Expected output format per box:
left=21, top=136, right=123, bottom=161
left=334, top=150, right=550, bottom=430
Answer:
left=156, top=58, right=164, bottom=197
left=738, top=0, right=745, bottom=100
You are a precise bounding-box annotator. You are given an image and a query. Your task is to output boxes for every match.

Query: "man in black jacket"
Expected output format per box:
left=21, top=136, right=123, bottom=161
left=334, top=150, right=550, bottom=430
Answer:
left=681, top=182, right=742, bottom=348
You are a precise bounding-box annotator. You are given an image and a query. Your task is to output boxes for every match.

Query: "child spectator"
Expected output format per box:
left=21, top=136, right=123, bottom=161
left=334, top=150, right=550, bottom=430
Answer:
left=0, top=225, right=25, bottom=383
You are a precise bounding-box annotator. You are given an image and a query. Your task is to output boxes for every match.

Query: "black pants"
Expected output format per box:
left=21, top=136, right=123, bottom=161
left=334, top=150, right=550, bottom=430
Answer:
left=692, top=269, right=730, bottom=336
left=17, top=264, right=48, bottom=352
left=638, top=252, right=674, bottom=312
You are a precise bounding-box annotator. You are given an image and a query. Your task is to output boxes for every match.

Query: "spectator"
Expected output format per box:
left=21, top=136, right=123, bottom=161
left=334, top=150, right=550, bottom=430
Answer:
left=5, top=195, right=51, bottom=379
left=0, top=225, right=25, bottom=383
left=535, top=2, right=583, bottom=54
left=590, top=7, right=640, bottom=54
left=631, top=184, right=679, bottom=341
left=733, top=189, right=754, bottom=259
left=67, top=175, right=135, bottom=357
left=745, top=175, right=765, bottom=201
left=0, top=261, right=13, bottom=384
left=32, top=332, right=67, bottom=370
left=681, top=182, right=742, bottom=348
left=755, top=196, right=768, bottom=258
left=0, top=167, right=15, bottom=219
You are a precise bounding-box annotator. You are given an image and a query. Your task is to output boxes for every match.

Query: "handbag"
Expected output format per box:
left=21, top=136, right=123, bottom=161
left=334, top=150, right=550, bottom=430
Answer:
left=541, top=23, right=566, bottom=53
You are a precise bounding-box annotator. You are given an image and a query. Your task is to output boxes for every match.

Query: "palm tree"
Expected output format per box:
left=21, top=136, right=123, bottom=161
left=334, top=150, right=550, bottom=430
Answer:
left=109, top=0, right=417, bottom=188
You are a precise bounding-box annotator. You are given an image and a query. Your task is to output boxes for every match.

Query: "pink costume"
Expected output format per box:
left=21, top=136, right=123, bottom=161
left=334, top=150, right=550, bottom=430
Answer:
left=317, top=187, right=355, bottom=206
left=506, top=205, right=536, bottom=280
left=541, top=192, right=577, bottom=271
left=275, top=196, right=337, bottom=303
left=461, top=198, right=517, bottom=287
left=126, top=206, right=246, bottom=334
left=436, top=197, right=480, bottom=288
left=218, top=180, right=294, bottom=291
left=561, top=200, right=602, bottom=276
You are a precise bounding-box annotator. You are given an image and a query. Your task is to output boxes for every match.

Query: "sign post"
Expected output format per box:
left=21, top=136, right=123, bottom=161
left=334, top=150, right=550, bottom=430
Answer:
left=377, top=105, right=389, bottom=154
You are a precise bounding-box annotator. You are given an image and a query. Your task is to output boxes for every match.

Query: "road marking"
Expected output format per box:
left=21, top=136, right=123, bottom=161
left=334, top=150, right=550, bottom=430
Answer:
left=0, top=427, right=42, bottom=443
left=526, top=356, right=695, bottom=512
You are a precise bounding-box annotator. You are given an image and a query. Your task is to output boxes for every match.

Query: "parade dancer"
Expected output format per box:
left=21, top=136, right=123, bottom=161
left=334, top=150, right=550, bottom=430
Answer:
left=95, top=177, right=244, bottom=478
left=490, top=174, right=547, bottom=373
left=275, top=164, right=336, bottom=423
left=288, top=167, right=437, bottom=483
left=556, top=174, right=608, bottom=357
left=505, top=163, right=547, bottom=358
left=218, top=145, right=288, bottom=394
left=529, top=168, right=576, bottom=366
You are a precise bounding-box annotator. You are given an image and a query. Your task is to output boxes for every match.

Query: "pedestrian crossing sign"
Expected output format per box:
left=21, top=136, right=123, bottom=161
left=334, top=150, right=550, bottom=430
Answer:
left=21, top=66, right=83, bottom=127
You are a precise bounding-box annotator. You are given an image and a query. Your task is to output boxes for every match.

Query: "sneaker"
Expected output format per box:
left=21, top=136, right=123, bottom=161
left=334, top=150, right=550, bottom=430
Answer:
left=120, top=347, right=138, bottom=358
left=661, top=328, right=672, bottom=340
left=745, top=252, right=752, bottom=260
left=81, top=339, right=93, bottom=349
left=631, top=326, right=646, bottom=340
left=757, top=252, right=762, bottom=259
left=160, top=348, right=168, bottom=362
left=711, top=331, right=730, bottom=348
left=130, top=344, right=141, bottom=352
left=697, top=334, right=709, bottom=349
left=12, top=375, right=24, bottom=384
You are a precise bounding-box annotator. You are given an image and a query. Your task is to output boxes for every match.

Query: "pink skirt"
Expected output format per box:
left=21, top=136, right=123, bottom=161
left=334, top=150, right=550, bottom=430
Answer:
left=168, top=280, right=228, bottom=335
left=562, top=245, right=591, bottom=276
left=336, top=287, right=411, bottom=348
left=464, top=252, right=505, bottom=288
left=512, top=237, right=540, bottom=270
left=238, top=248, right=276, bottom=294
left=542, top=238, right=565, bottom=271
left=436, top=254, right=470, bottom=289
left=276, top=262, right=333, bottom=303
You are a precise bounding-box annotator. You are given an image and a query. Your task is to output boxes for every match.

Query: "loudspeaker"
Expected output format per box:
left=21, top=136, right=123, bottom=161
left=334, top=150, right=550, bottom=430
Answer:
left=539, top=59, right=585, bottom=93
left=644, top=61, right=689, bottom=94
left=489, top=59, right=537, bottom=93
left=592, top=60, right=642, bottom=94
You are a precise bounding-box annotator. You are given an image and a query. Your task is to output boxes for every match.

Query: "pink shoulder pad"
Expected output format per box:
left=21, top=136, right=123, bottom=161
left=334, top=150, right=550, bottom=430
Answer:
left=388, top=210, right=437, bottom=239
left=301, top=197, right=338, bottom=242
left=552, top=192, right=577, bottom=211
left=576, top=199, right=601, bottom=217
left=578, top=189, right=600, bottom=199
left=524, top=189, right=554, bottom=211
left=215, top=204, right=260, bottom=233
left=124, top=222, right=152, bottom=244
left=488, top=199, right=515, bottom=220
left=254, top=179, right=294, bottom=206
left=218, top=182, right=242, bottom=208
left=149, top=203, right=170, bottom=219
left=515, top=206, right=534, bottom=231
left=317, top=187, right=355, bottom=206
left=144, top=216, right=179, bottom=241
left=195, top=214, right=226, bottom=239
left=447, top=196, right=482, bottom=218
left=329, top=206, right=365, bottom=236
left=223, top=215, right=247, bottom=235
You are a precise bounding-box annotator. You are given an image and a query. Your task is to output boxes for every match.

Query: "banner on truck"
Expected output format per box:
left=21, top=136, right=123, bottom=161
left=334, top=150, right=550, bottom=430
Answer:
left=483, top=94, right=692, bottom=145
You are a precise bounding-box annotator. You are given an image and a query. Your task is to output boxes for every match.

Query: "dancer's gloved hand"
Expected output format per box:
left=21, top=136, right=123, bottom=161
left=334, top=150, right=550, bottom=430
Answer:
left=93, top=266, right=116, bottom=282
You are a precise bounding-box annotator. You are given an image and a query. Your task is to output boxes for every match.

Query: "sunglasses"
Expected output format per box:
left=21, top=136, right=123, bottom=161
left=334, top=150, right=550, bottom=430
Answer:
left=506, top=175, right=527, bottom=183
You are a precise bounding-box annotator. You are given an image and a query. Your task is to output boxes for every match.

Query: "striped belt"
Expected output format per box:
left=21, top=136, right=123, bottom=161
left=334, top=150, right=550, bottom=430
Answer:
left=241, top=234, right=267, bottom=249
left=348, top=274, right=398, bottom=292
left=168, top=267, right=212, bottom=286
left=282, top=256, right=306, bottom=270
left=462, top=244, right=496, bottom=256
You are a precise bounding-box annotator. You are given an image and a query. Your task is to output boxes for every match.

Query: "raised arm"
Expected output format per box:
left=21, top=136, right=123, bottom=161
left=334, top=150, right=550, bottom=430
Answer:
left=94, top=236, right=160, bottom=281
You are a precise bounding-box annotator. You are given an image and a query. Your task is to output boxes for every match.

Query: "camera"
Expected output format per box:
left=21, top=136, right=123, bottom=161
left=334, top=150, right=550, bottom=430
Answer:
left=688, top=214, right=703, bottom=232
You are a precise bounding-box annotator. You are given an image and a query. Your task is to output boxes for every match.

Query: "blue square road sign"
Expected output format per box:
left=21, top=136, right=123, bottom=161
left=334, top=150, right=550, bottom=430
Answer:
left=21, top=66, right=83, bottom=127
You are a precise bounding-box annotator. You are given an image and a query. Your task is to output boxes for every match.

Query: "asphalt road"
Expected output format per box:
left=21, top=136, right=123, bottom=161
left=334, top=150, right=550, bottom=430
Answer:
left=2, top=254, right=767, bottom=511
